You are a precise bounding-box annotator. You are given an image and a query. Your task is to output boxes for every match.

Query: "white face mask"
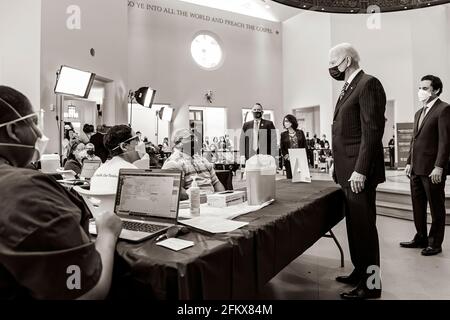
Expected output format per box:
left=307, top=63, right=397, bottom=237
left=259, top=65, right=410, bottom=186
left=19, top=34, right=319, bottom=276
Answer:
left=0, top=110, right=49, bottom=161
left=135, top=141, right=147, bottom=158
left=418, top=89, right=431, bottom=102
left=34, top=135, right=49, bottom=160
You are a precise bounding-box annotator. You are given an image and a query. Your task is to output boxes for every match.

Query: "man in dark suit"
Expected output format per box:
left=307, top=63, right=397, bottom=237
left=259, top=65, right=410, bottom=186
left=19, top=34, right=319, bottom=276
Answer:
left=89, top=125, right=109, bottom=163
left=240, top=103, right=277, bottom=161
left=329, top=43, right=386, bottom=299
left=400, top=75, right=450, bottom=256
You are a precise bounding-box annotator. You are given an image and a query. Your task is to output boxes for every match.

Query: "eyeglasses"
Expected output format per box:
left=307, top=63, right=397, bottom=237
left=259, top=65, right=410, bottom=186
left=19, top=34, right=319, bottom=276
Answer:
left=112, top=135, right=139, bottom=151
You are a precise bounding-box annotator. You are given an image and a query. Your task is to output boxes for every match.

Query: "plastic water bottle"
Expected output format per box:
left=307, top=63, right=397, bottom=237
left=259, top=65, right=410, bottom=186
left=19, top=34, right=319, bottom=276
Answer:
left=190, top=176, right=200, bottom=216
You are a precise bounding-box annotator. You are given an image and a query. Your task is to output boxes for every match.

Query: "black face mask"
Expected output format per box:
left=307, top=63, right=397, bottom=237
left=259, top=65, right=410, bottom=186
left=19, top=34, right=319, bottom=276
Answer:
left=87, top=149, right=95, bottom=156
left=253, top=112, right=262, bottom=119
left=329, top=58, right=347, bottom=81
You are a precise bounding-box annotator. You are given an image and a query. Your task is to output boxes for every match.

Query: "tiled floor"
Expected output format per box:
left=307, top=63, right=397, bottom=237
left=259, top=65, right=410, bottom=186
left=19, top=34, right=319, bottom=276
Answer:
left=232, top=168, right=450, bottom=300
left=258, top=215, right=450, bottom=300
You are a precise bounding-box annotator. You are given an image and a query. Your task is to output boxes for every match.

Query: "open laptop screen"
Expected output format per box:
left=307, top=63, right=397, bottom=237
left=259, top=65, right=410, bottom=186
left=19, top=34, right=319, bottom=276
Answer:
left=80, top=160, right=102, bottom=179
left=115, top=170, right=181, bottom=220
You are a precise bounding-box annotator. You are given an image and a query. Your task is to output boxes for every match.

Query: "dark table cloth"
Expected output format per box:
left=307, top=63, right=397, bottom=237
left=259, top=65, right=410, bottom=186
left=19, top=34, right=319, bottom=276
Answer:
left=215, top=169, right=233, bottom=190
left=112, top=180, right=345, bottom=300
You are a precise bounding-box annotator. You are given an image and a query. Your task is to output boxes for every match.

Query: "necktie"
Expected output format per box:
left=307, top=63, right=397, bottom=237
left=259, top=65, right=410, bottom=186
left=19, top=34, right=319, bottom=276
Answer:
left=339, top=82, right=349, bottom=101
left=253, top=120, right=260, bottom=152
left=418, top=106, right=428, bottom=128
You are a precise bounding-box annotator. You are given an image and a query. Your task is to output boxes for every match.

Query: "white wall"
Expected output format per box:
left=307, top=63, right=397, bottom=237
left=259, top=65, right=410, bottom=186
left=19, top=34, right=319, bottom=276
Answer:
left=128, top=0, right=283, bottom=144
left=40, top=0, right=128, bottom=153
left=282, top=11, right=332, bottom=139
left=0, top=0, right=41, bottom=109
left=283, top=4, right=450, bottom=143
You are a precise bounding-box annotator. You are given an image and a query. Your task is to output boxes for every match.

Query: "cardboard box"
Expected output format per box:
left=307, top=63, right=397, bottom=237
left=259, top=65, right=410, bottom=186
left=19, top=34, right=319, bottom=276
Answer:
left=207, top=190, right=246, bottom=208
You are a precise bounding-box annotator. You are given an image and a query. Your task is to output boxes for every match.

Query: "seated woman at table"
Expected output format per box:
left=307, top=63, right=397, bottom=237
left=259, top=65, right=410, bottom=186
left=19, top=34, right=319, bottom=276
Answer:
left=280, top=114, right=306, bottom=179
left=162, top=128, right=225, bottom=200
left=85, top=143, right=102, bottom=162
left=64, top=142, right=87, bottom=176
left=0, top=85, right=122, bottom=299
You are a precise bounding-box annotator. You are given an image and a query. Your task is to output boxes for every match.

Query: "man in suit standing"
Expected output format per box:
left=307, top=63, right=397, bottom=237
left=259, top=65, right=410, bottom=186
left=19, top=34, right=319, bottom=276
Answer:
left=400, top=75, right=450, bottom=256
left=89, top=125, right=109, bottom=163
left=240, top=103, right=277, bottom=161
left=329, top=43, right=386, bottom=299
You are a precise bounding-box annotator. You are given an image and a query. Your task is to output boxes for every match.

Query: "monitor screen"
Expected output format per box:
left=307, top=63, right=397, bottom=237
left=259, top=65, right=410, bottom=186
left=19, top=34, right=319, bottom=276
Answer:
left=80, top=160, right=102, bottom=179
left=54, top=66, right=96, bottom=98
left=115, top=171, right=181, bottom=219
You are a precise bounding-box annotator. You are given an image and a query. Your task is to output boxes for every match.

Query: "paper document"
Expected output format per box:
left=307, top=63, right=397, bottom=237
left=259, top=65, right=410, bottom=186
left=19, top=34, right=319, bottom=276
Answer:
left=180, top=217, right=249, bottom=233
left=156, top=238, right=194, bottom=251
left=178, top=199, right=274, bottom=220
left=288, top=148, right=311, bottom=183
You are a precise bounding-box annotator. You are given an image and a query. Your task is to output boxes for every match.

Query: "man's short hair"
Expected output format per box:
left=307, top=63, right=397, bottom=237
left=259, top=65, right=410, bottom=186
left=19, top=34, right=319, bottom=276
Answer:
left=0, top=86, right=33, bottom=126
left=254, top=103, right=263, bottom=109
left=171, top=128, right=193, bottom=146
left=83, top=124, right=94, bottom=134
left=330, top=43, right=361, bottom=64
left=421, top=75, right=443, bottom=96
left=104, top=124, right=133, bottom=157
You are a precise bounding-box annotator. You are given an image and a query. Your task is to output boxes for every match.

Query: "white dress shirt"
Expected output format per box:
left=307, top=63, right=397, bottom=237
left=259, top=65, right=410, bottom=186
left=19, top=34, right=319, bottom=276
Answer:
left=346, top=68, right=362, bottom=87
left=253, top=119, right=261, bottom=151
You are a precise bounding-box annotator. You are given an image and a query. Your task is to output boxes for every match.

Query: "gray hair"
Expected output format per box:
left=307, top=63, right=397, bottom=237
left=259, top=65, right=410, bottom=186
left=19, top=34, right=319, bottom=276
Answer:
left=171, top=128, right=192, bottom=146
left=329, top=43, right=361, bottom=64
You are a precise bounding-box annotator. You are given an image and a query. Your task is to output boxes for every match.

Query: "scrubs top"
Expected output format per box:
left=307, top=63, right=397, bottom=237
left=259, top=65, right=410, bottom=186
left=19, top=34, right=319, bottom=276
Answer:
left=0, top=163, right=102, bottom=299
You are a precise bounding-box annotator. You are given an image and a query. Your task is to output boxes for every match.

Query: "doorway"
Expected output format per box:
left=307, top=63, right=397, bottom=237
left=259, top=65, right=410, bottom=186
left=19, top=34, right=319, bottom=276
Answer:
left=292, top=106, right=320, bottom=138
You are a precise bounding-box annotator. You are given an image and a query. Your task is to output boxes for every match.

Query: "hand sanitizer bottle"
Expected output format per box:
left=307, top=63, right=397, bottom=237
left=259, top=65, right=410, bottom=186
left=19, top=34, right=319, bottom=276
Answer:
left=190, top=176, right=200, bottom=216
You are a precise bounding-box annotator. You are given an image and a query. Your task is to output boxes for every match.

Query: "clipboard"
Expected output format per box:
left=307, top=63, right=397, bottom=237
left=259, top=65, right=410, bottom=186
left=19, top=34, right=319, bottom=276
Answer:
left=288, top=148, right=311, bottom=183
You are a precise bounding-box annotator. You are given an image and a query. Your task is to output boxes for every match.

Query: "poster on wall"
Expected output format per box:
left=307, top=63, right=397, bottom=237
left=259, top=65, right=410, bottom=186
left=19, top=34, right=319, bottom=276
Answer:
left=396, top=122, right=414, bottom=169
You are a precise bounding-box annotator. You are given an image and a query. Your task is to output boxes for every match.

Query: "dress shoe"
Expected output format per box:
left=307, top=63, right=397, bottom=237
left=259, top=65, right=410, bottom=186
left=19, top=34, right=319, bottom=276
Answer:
left=399, top=239, right=428, bottom=248
left=421, top=247, right=442, bottom=256
left=335, top=272, right=361, bottom=286
left=340, top=284, right=381, bottom=300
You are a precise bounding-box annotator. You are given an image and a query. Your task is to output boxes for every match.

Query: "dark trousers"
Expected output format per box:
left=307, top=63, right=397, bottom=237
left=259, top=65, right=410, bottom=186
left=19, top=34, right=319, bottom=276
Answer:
left=410, top=173, right=446, bottom=248
left=342, top=186, right=380, bottom=280
left=284, top=160, right=292, bottom=179
left=389, top=150, right=395, bottom=168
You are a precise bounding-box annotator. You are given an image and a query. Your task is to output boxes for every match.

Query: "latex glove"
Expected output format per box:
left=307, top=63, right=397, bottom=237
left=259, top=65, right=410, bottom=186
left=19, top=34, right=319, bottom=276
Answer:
left=348, top=171, right=366, bottom=194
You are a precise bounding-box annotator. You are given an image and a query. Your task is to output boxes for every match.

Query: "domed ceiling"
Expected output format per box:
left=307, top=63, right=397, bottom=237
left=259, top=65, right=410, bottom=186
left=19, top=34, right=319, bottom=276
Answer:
left=272, top=0, right=449, bottom=13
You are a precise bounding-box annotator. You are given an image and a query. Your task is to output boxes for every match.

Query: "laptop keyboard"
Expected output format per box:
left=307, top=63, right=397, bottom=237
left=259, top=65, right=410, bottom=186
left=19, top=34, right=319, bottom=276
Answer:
left=122, top=221, right=167, bottom=233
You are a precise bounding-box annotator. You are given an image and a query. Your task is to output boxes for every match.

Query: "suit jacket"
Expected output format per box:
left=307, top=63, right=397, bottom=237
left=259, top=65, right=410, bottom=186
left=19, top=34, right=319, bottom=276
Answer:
left=407, top=98, right=450, bottom=176
left=240, top=119, right=277, bottom=160
left=280, top=129, right=306, bottom=156
left=332, top=71, right=386, bottom=187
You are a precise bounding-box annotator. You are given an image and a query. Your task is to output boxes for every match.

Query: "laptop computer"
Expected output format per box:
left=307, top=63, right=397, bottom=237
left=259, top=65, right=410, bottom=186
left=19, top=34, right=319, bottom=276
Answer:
left=89, top=169, right=182, bottom=242
left=80, top=159, right=102, bottom=180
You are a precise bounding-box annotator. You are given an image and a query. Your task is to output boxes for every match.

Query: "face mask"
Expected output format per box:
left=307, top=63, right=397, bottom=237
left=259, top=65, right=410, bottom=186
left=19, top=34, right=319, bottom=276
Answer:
left=34, top=135, right=49, bottom=160
left=135, top=141, right=147, bottom=158
left=87, top=149, right=95, bottom=156
left=75, top=149, right=87, bottom=163
left=329, top=57, right=348, bottom=81
left=253, top=111, right=262, bottom=119
left=180, top=136, right=200, bottom=156
left=418, top=89, right=431, bottom=102
left=0, top=109, right=48, bottom=161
